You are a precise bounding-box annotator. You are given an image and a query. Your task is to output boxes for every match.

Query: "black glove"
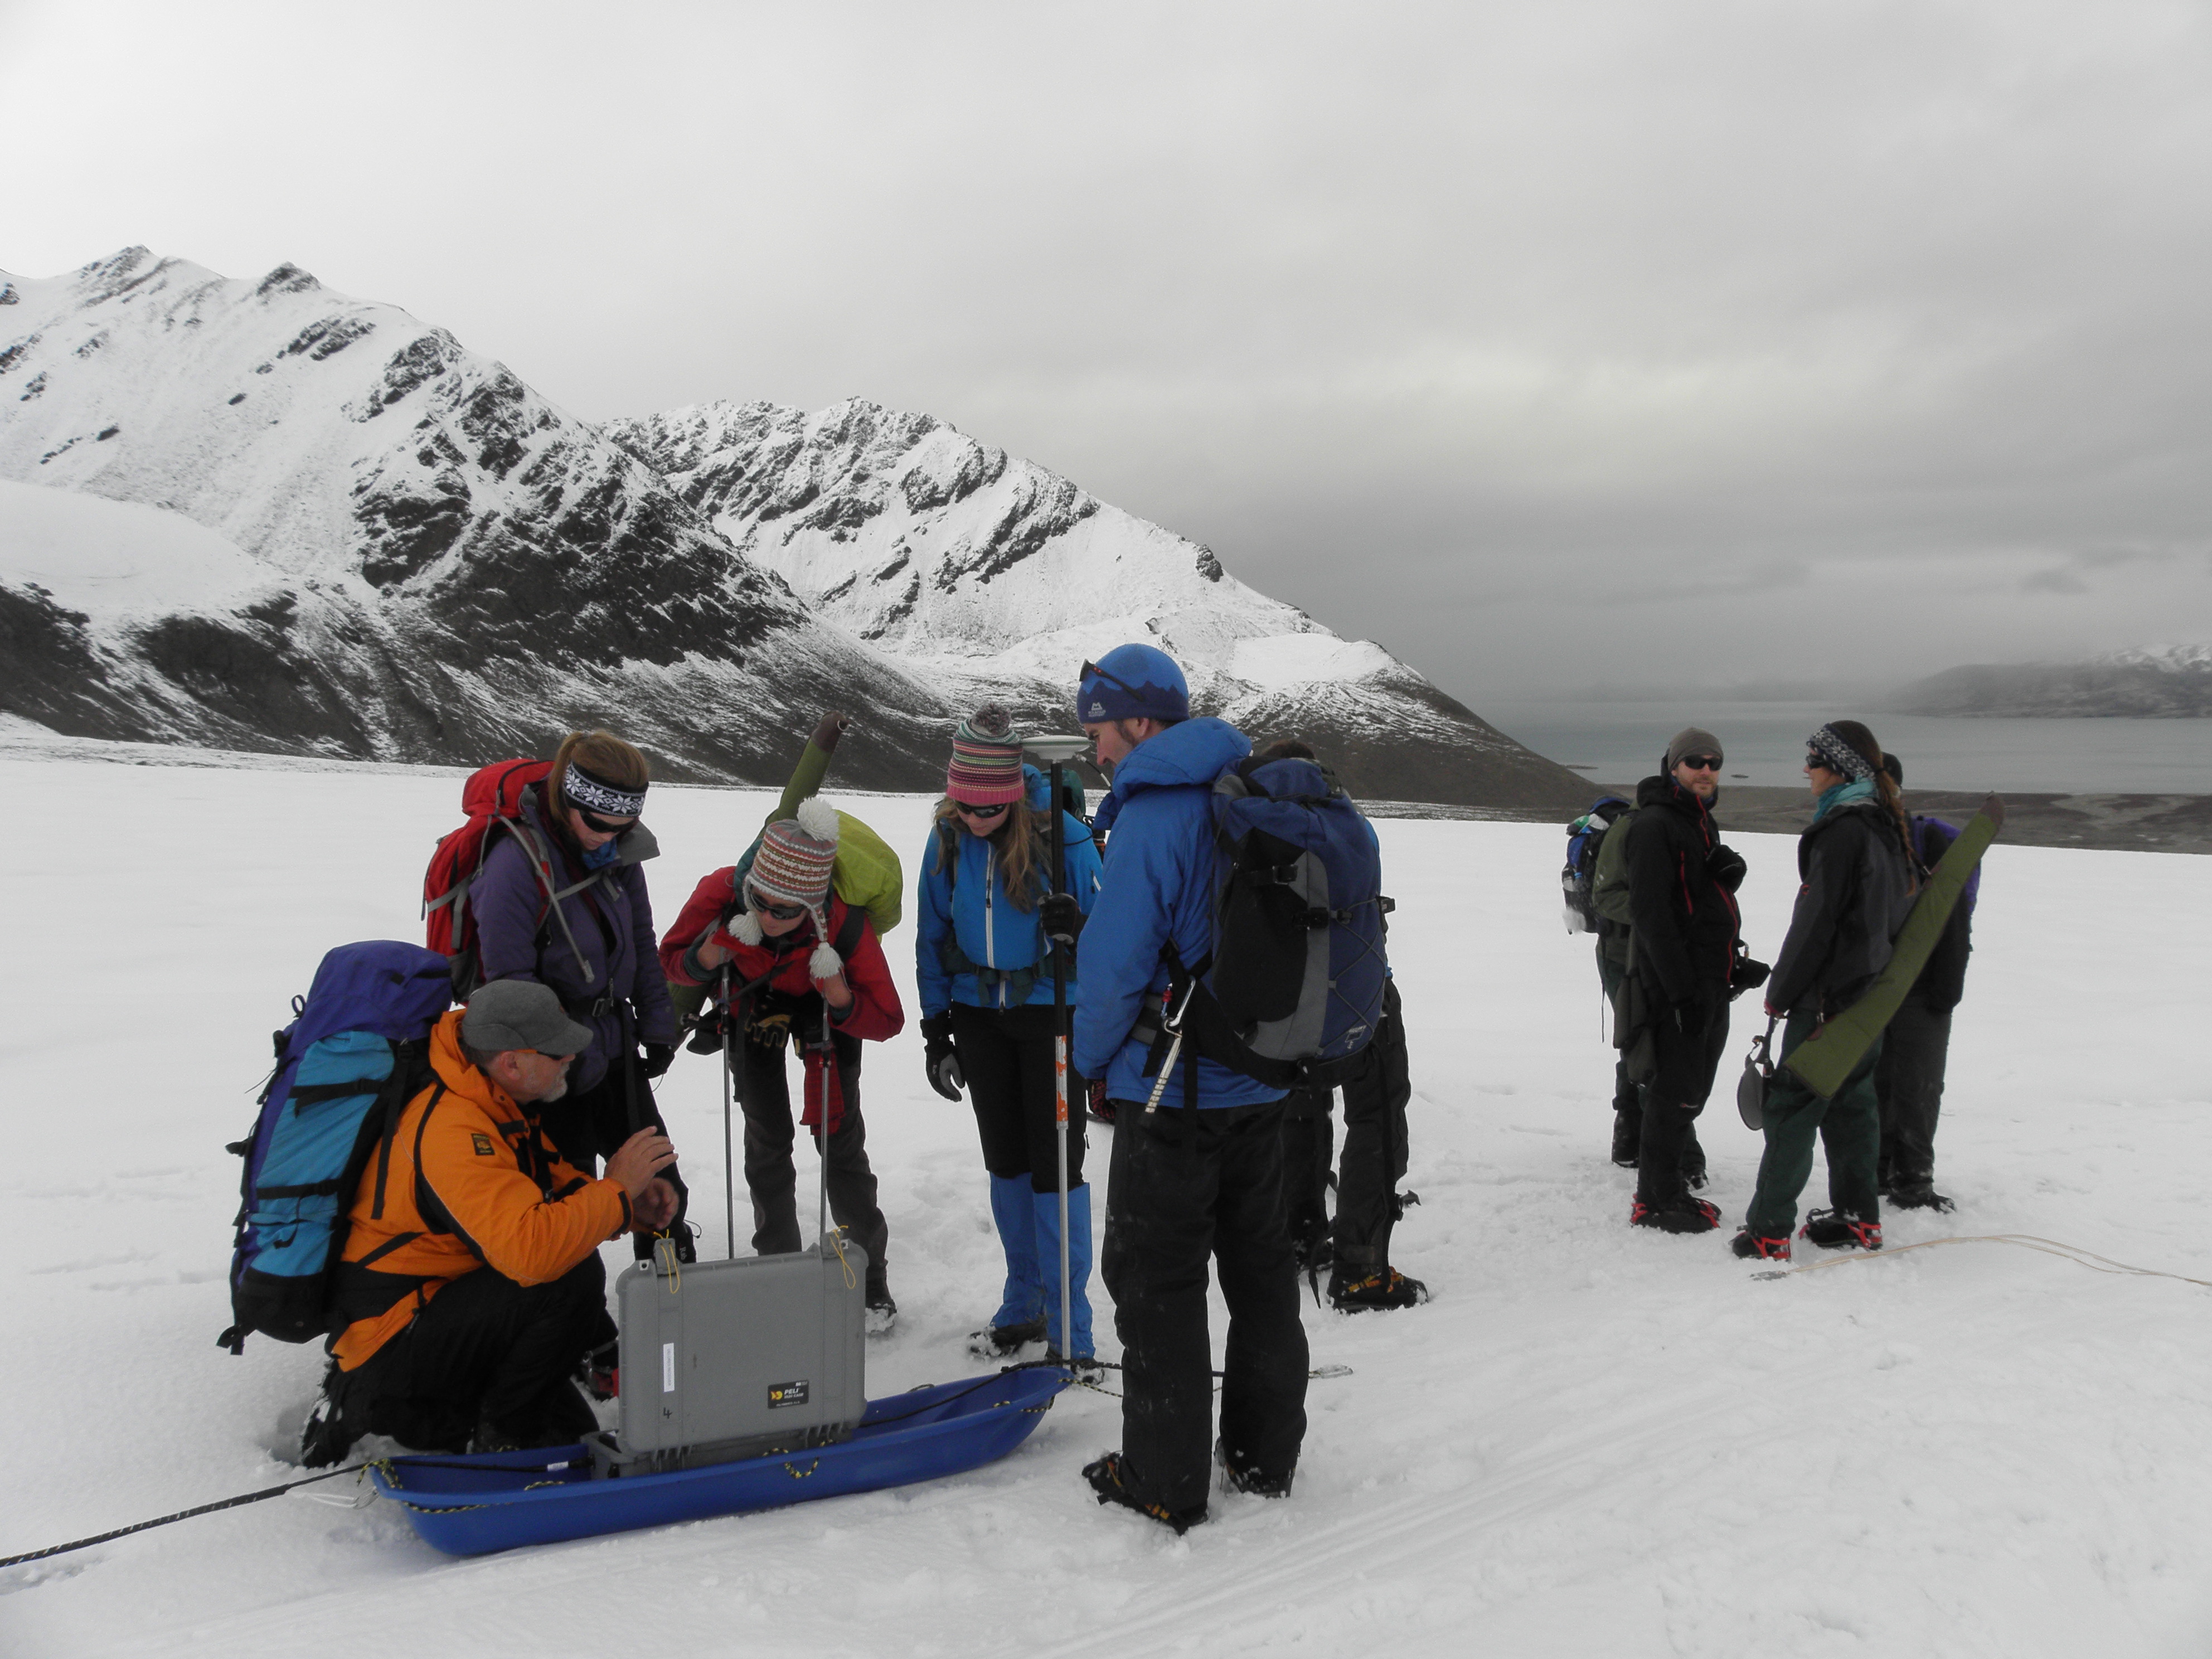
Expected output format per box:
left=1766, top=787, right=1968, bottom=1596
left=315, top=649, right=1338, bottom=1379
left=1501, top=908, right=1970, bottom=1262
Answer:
left=1039, top=892, right=1085, bottom=948
left=640, top=1043, right=676, bottom=1079
left=921, top=1013, right=964, bottom=1100
left=683, top=1009, right=726, bottom=1055
left=1707, top=845, right=1748, bottom=894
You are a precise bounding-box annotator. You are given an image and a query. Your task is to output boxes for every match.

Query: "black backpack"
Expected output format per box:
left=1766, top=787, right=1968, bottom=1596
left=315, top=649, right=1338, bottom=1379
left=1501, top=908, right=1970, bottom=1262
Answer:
left=1561, top=797, right=1632, bottom=934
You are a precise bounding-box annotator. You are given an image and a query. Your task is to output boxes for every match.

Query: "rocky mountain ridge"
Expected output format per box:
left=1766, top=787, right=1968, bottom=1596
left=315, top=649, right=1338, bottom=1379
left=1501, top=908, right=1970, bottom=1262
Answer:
left=2, top=248, right=1587, bottom=806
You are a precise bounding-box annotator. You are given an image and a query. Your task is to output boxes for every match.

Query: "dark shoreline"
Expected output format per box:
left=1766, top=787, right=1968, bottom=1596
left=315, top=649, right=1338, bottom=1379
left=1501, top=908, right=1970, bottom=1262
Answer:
left=1366, top=788, right=2212, bottom=855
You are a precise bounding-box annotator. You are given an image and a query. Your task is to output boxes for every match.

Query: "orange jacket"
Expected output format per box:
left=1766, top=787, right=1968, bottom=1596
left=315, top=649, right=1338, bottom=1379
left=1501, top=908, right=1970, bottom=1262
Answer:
left=329, top=1009, right=632, bottom=1371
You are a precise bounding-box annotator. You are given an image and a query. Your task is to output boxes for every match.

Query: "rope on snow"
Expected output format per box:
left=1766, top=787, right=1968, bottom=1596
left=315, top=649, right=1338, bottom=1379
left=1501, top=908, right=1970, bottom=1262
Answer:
left=0, top=1463, right=375, bottom=1571
left=1753, top=1232, right=2212, bottom=1288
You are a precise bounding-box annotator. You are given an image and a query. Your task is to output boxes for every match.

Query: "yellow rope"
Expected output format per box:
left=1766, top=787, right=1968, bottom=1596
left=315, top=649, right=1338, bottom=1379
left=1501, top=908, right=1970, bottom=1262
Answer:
left=654, top=1234, right=681, bottom=1294
left=827, top=1228, right=857, bottom=1290
left=1757, top=1232, right=2212, bottom=1288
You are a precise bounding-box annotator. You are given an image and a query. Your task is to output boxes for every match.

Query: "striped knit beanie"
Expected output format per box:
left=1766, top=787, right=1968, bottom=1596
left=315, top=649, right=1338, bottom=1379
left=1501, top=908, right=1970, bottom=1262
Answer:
left=1808, top=722, right=1878, bottom=782
left=730, top=798, right=846, bottom=977
left=946, top=705, right=1026, bottom=806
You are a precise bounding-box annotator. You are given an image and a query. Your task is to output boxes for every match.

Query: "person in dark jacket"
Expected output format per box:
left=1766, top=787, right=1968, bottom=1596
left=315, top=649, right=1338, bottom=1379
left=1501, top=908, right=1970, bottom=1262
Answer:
left=1733, top=721, right=1917, bottom=1260
left=1618, top=726, right=1747, bottom=1233
left=1260, top=739, right=1427, bottom=1311
left=915, top=707, right=1104, bottom=1361
left=1874, top=753, right=1975, bottom=1212
left=1073, top=643, right=1308, bottom=1534
left=661, top=801, right=906, bottom=1332
left=471, top=728, right=685, bottom=1257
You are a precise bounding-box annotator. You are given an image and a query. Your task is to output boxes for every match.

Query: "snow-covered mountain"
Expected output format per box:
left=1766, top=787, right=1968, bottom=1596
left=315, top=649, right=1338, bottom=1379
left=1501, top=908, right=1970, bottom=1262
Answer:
left=607, top=399, right=1575, bottom=803
left=1, top=249, right=1584, bottom=805
left=1895, top=645, right=2212, bottom=719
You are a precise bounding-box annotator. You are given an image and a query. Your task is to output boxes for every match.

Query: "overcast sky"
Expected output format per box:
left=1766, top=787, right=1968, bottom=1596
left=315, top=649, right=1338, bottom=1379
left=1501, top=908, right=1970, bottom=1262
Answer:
left=4, top=0, right=2208, bottom=709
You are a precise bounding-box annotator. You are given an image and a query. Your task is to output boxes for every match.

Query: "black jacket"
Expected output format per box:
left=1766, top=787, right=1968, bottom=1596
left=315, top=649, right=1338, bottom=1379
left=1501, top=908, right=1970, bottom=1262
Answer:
left=1623, top=774, right=1742, bottom=1011
left=1908, top=817, right=1975, bottom=1014
left=1767, top=799, right=1916, bottom=1019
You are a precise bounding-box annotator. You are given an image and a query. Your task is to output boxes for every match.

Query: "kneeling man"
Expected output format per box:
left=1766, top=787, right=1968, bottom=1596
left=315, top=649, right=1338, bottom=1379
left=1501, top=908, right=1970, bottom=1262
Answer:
left=300, top=979, right=678, bottom=1465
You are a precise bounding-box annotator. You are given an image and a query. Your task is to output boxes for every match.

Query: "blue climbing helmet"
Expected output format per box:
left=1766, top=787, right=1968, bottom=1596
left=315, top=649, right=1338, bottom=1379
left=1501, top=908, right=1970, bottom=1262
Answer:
left=1076, top=643, right=1190, bottom=725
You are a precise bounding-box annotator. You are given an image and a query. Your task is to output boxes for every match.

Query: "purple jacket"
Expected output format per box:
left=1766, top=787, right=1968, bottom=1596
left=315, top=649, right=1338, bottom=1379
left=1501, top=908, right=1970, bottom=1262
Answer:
left=473, top=784, right=677, bottom=1093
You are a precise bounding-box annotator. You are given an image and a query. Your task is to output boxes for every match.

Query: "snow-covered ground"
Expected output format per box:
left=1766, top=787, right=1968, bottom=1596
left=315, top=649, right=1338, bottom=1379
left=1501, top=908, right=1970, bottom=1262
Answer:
left=4, top=748, right=2210, bottom=1657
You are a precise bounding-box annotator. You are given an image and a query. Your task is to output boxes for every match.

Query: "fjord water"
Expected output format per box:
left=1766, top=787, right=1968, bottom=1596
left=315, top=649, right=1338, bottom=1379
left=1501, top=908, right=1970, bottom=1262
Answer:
left=1486, top=698, right=2212, bottom=793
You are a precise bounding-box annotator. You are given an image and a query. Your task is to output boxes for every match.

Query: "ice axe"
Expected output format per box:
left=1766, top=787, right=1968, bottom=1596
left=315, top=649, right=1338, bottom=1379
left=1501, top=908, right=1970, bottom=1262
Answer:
left=1025, top=733, right=1091, bottom=1365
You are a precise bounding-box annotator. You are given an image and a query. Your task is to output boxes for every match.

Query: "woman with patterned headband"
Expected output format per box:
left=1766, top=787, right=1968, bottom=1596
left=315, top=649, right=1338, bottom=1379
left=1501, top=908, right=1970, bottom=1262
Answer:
left=915, top=706, right=1103, bottom=1362
left=1730, top=719, right=1917, bottom=1263
left=472, top=729, right=686, bottom=1257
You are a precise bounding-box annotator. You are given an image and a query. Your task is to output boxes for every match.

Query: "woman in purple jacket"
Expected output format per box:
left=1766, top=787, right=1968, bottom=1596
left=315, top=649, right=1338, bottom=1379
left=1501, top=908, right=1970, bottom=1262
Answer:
left=472, top=728, right=685, bottom=1255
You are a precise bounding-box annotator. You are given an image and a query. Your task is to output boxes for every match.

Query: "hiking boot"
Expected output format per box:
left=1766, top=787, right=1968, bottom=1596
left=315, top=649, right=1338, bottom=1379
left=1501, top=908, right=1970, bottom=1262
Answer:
left=865, top=1292, right=899, bottom=1337
left=1083, top=1452, right=1205, bottom=1534
left=1729, top=1228, right=1792, bottom=1262
left=1328, top=1266, right=1430, bottom=1311
left=1681, top=1134, right=1709, bottom=1191
left=1216, top=1439, right=1294, bottom=1499
left=1630, top=1195, right=1721, bottom=1234
left=967, top=1317, right=1046, bottom=1359
left=1888, top=1183, right=1954, bottom=1214
left=579, top=1339, right=620, bottom=1401
left=1801, top=1209, right=1883, bottom=1251
left=1610, top=1109, right=1641, bottom=1168
left=298, top=1366, right=360, bottom=1469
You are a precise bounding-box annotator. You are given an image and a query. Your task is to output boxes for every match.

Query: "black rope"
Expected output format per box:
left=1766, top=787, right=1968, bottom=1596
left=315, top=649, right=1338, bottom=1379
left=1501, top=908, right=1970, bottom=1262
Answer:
left=1, top=1463, right=371, bottom=1571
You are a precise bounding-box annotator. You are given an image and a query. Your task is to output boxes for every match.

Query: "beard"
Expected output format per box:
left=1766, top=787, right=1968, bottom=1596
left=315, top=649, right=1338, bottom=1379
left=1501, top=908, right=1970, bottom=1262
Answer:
left=537, top=1074, right=570, bottom=1103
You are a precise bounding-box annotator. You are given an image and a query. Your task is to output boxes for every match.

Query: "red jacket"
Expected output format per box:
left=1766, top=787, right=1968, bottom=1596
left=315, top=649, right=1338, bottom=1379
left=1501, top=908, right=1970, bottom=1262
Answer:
left=661, top=870, right=904, bottom=1127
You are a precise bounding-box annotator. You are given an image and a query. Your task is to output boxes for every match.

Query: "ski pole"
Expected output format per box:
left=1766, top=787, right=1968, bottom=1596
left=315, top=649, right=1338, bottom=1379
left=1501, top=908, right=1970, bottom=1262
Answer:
left=1050, top=756, right=1072, bottom=1364
left=720, top=965, right=736, bottom=1260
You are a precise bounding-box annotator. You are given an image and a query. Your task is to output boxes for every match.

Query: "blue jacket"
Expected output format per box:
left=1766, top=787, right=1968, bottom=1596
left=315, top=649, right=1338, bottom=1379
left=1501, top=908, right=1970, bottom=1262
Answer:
left=916, top=765, right=1103, bottom=1017
left=1073, top=718, right=1286, bottom=1109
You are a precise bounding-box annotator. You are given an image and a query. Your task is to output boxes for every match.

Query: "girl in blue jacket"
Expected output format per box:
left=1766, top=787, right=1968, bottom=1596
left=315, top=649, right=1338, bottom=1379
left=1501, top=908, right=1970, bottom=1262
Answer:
left=915, top=708, right=1103, bottom=1359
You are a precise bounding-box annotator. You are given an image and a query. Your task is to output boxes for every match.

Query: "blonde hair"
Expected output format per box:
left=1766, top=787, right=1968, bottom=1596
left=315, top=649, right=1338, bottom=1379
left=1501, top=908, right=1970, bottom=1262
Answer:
left=931, top=794, right=1044, bottom=911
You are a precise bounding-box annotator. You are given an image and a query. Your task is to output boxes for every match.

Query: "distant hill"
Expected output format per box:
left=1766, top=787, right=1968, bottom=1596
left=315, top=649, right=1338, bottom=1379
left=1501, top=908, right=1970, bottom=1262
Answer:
left=1894, top=646, right=2212, bottom=718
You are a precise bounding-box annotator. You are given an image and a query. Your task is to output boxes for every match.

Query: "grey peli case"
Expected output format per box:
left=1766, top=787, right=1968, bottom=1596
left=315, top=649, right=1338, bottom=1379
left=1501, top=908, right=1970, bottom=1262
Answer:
left=591, top=1233, right=868, bottom=1477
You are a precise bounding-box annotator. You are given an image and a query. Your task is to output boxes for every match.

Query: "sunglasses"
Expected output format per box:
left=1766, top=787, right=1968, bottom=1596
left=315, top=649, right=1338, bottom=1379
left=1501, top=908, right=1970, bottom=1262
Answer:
left=749, top=892, right=809, bottom=921
left=1677, top=755, right=1723, bottom=773
left=1080, top=659, right=1142, bottom=697
left=576, top=807, right=635, bottom=835
left=1805, top=755, right=1833, bottom=772
left=955, top=801, right=1010, bottom=821
left=527, top=1049, right=579, bottom=1063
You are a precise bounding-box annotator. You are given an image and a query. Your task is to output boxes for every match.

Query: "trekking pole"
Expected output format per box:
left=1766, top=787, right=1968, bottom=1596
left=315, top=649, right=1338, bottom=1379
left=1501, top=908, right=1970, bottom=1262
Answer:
left=720, top=965, right=736, bottom=1261
left=1025, top=734, right=1090, bottom=1366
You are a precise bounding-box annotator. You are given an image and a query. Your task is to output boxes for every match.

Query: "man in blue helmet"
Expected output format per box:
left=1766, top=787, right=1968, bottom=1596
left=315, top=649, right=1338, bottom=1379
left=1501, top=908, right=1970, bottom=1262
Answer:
left=1070, top=642, right=1308, bottom=1534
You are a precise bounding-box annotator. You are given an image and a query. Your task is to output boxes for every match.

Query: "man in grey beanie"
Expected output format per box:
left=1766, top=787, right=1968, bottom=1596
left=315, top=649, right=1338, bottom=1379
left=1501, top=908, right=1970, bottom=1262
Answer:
left=1609, top=725, right=1760, bottom=1231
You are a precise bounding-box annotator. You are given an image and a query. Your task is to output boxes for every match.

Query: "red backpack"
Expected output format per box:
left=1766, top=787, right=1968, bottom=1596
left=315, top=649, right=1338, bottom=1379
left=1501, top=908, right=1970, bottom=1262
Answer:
left=422, top=759, right=613, bottom=999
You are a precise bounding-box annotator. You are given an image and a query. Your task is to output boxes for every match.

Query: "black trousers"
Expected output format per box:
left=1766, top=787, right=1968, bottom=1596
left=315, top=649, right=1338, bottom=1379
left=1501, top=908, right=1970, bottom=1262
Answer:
left=949, top=1002, right=1085, bottom=1192
left=734, top=1008, right=890, bottom=1296
left=1336, top=979, right=1413, bottom=1269
left=1636, top=1000, right=1728, bottom=1207
left=1595, top=947, right=1640, bottom=1116
left=1102, top=1098, right=1309, bottom=1514
left=350, top=1255, right=609, bottom=1452
left=1875, top=999, right=1953, bottom=1188
left=1278, top=1084, right=1335, bottom=1248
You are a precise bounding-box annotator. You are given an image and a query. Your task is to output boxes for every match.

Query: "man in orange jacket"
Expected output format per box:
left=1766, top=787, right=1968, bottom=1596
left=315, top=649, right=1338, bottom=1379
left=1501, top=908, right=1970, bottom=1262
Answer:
left=300, top=980, right=678, bottom=1466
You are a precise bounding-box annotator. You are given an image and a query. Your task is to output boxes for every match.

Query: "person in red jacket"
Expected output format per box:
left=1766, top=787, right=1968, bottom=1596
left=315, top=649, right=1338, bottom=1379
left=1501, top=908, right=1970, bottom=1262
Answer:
left=299, top=979, right=678, bottom=1467
left=662, top=800, right=905, bottom=1332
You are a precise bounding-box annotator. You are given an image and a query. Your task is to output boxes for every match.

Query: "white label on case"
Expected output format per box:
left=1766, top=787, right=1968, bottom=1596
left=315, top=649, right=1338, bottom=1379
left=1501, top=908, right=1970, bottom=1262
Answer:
left=662, top=1341, right=676, bottom=1393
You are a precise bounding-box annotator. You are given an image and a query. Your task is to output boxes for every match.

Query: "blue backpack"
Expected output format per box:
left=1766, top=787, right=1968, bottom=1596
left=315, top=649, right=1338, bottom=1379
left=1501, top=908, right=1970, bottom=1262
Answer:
left=1561, top=795, right=1632, bottom=934
left=1147, top=754, right=1390, bottom=1097
left=218, top=942, right=453, bottom=1354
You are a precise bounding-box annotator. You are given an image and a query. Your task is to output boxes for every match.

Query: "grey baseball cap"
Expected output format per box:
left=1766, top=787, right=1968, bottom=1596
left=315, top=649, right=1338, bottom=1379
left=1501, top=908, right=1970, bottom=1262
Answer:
left=461, top=980, right=595, bottom=1058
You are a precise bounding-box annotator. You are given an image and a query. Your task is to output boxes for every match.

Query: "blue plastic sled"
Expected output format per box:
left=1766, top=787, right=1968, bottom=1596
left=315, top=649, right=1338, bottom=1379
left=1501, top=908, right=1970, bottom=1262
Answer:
left=371, top=1369, right=1068, bottom=1556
